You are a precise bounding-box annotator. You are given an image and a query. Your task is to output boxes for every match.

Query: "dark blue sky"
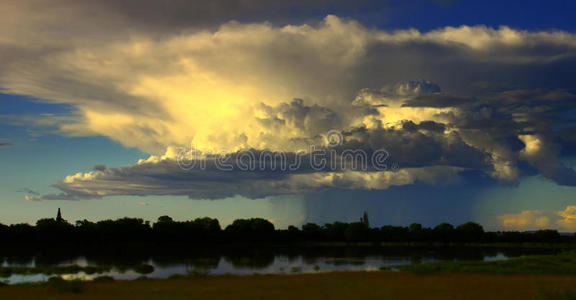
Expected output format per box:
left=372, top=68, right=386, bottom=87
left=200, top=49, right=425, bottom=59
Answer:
left=256, top=0, right=576, bottom=32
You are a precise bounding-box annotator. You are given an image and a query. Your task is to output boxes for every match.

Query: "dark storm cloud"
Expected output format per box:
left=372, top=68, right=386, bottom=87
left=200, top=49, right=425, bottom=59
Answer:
left=352, top=37, right=576, bottom=97
left=403, top=94, right=471, bottom=108
left=90, top=0, right=384, bottom=29
left=29, top=77, right=576, bottom=200
left=93, top=165, right=107, bottom=172
left=0, top=0, right=387, bottom=38
left=257, top=99, right=344, bottom=135
left=27, top=150, right=462, bottom=200
left=3, top=10, right=576, bottom=200
left=401, top=120, right=446, bottom=133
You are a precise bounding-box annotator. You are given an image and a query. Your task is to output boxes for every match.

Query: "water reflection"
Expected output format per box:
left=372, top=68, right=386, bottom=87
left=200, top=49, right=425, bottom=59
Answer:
left=0, top=245, right=559, bottom=284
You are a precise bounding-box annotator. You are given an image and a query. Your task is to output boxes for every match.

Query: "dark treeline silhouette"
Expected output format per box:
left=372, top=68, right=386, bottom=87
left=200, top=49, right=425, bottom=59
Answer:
left=0, top=213, right=572, bottom=245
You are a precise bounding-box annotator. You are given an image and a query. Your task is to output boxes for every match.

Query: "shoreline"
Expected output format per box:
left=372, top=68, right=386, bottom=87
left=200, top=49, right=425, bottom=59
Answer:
left=2, top=241, right=576, bottom=249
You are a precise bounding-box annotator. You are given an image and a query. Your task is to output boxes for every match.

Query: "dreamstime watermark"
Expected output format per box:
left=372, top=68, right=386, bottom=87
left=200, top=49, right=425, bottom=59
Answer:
left=176, top=130, right=399, bottom=172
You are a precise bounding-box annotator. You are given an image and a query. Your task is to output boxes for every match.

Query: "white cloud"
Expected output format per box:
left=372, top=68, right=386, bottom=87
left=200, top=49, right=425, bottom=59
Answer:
left=557, top=205, right=576, bottom=231
left=497, top=206, right=576, bottom=231
left=3, top=12, right=576, bottom=200
left=498, top=210, right=551, bottom=230
left=3, top=16, right=576, bottom=153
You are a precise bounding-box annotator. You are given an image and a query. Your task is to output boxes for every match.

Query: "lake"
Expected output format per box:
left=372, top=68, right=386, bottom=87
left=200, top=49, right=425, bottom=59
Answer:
left=0, top=245, right=561, bottom=284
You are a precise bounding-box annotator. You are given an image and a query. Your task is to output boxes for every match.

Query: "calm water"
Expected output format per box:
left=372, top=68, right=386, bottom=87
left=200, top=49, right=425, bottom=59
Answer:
left=0, top=245, right=559, bottom=284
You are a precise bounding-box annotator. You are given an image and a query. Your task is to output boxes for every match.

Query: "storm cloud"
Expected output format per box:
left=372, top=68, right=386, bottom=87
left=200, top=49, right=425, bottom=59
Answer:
left=1, top=3, right=576, bottom=201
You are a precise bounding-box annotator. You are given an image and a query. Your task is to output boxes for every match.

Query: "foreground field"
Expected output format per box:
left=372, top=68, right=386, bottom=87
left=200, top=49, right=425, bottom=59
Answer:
left=2, top=272, right=576, bottom=300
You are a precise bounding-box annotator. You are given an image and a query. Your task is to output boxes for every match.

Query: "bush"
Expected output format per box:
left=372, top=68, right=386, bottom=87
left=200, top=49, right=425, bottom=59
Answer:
left=48, top=277, right=83, bottom=294
left=0, top=268, right=12, bottom=278
left=83, top=266, right=97, bottom=275
left=133, top=264, right=155, bottom=274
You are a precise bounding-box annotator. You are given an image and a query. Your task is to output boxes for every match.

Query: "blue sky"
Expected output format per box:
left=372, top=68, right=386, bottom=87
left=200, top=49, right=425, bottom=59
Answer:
left=1, top=0, right=576, bottom=230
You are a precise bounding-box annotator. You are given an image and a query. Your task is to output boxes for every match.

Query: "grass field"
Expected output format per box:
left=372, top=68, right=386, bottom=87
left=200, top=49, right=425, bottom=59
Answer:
left=2, top=272, right=576, bottom=300
left=3, top=252, right=576, bottom=299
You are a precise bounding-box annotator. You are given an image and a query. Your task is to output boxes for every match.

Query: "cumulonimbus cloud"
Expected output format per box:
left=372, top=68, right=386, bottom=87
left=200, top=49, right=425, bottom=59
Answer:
left=2, top=10, right=576, bottom=200
left=498, top=206, right=576, bottom=231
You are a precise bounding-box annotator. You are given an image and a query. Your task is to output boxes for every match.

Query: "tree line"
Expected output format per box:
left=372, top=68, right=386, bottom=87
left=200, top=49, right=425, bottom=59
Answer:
left=0, top=215, right=569, bottom=245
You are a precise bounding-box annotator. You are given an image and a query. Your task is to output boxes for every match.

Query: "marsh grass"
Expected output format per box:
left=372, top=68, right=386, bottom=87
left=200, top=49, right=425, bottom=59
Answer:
left=47, top=277, right=83, bottom=294
left=399, top=251, right=576, bottom=274
left=0, top=263, right=156, bottom=278
left=0, top=265, right=111, bottom=277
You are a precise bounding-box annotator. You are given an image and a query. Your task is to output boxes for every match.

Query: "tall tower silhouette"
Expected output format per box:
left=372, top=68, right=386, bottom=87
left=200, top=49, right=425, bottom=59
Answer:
left=361, top=211, right=370, bottom=228
left=56, top=208, right=63, bottom=222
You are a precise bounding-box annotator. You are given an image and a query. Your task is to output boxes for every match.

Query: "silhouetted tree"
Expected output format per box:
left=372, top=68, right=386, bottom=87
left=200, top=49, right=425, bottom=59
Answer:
left=0, top=222, right=7, bottom=240
left=324, top=222, right=349, bottom=241
left=0, top=215, right=572, bottom=245
left=250, top=218, right=275, bottom=234
left=8, top=223, right=34, bottom=242
left=191, top=217, right=221, bottom=233
left=225, top=218, right=274, bottom=241
left=433, top=222, right=455, bottom=242
left=35, top=218, right=75, bottom=242
left=345, top=222, right=368, bottom=242
left=380, top=225, right=409, bottom=242
left=158, top=215, right=173, bottom=223
left=534, top=229, right=560, bottom=242
left=409, top=223, right=424, bottom=241
left=302, top=223, right=323, bottom=240
left=287, top=225, right=299, bottom=233
left=455, top=222, right=484, bottom=242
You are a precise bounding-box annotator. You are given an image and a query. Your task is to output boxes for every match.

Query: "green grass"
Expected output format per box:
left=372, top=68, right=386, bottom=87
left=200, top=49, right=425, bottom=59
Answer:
left=398, top=251, right=576, bottom=274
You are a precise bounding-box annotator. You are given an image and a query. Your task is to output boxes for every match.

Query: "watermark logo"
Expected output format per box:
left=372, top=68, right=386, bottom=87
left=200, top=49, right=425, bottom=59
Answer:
left=177, top=130, right=398, bottom=172
left=325, top=129, right=344, bottom=147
